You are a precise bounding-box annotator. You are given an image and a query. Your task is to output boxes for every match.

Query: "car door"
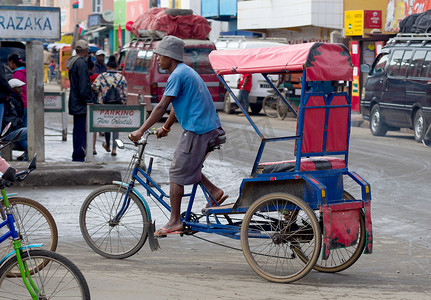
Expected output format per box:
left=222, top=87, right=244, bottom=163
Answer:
left=362, top=52, right=389, bottom=114
left=380, top=49, right=409, bottom=127
left=405, top=50, right=431, bottom=126
left=122, top=49, right=138, bottom=104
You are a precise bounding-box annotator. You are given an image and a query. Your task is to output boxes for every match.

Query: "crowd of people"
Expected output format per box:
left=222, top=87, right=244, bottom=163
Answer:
left=66, top=39, right=127, bottom=162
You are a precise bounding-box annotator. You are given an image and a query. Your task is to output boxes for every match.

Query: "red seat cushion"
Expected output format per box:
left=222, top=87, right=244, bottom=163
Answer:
left=258, top=157, right=346, bottom=174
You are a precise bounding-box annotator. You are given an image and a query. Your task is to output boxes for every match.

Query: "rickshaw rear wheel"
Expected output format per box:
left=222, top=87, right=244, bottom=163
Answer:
left=240, top=193, right=321, bottom=283
left=295, top=191, right=366, bottom=273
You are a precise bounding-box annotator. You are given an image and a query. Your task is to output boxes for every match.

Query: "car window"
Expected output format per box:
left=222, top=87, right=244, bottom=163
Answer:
left=134, top=50, right=146, bottom=73
left=387, top=50, right=404, bottom=77
left=407, top=50, right=426, bottom=78
left=158, top=47, right=215, bottom=74
left=118, top=49, right=128, bottom=69
left=183, top=48, right=214, bottom=74
left=134, top=50, right=152, bottom=74
left=420, top=51, right=431, bottom=78
left=371, top=53, right=389, bottom=76
left=125, top=49, right=138, bottom=72
left=398, top=50, right=412, bottom=77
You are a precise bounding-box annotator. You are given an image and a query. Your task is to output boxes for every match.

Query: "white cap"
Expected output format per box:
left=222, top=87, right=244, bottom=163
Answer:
left=8, top=78, right=25, bottom=88
left=95, top=50, right=106, bottom=56
left=75, top=39, right=89, bottom=51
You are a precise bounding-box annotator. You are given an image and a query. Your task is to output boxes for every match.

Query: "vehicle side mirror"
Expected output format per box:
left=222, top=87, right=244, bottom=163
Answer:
left=360, top=64, right=371, bottom=73
left=361, top=64, right=371, bottom=73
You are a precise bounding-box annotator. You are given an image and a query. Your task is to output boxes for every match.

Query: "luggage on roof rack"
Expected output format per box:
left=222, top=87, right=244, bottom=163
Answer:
left=398, top=10, right=431, bottom=34
left=131, top=7, right=211, bottom=40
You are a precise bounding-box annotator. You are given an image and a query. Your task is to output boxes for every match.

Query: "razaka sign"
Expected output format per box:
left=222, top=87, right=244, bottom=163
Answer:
left=0, top=6, right=60, bottom=41
left=89, top=105, right=146, bottom=132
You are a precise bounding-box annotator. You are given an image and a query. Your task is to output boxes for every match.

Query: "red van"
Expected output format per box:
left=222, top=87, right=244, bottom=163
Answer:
left=119, top=36, right=224, bottom=112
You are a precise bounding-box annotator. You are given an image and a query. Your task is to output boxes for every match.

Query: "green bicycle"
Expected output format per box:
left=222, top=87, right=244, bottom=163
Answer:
left=0, top=150, right=90, bottom=299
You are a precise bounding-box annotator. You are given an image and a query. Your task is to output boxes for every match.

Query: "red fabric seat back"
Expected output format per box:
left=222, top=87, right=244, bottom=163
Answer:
left=327, top=94, right=349, bottom=152
left=301, top=95, right=326, bottom=153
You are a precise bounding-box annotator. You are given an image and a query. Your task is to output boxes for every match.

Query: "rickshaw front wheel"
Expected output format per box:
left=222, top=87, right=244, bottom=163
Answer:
left=240, top=193, right=321, bottom=283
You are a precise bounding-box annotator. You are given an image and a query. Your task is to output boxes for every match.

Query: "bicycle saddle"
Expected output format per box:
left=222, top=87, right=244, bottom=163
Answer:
left=207, top=135, right=226, bottom=152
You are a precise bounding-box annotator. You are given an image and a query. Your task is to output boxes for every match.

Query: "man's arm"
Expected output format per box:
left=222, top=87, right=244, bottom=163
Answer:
left=77, top=58, right=92, bottom=103
left=129, top=95, right=174, bottom=141
left=155, top=108, right=177, bottom=138
left=241, top=76, right=249, bottom=89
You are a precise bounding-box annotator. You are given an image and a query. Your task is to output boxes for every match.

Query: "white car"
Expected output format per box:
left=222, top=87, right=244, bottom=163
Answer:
left=214, top=36, right=287, bottom=114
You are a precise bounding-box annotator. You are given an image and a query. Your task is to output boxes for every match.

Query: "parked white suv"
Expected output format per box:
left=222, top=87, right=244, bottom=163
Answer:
left=214, top=36, right=287, bottom=114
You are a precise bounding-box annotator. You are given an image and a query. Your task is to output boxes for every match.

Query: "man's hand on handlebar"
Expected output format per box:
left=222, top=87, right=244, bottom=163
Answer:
left=156, top=127, right=168, bottom=139
left=129, top=129, right=144, bottom=143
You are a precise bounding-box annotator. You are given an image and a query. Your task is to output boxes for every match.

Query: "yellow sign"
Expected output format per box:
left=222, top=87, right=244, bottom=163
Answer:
left=345, top=10, right=364, bottom=36
left=60, top=35, right=73, bottom=44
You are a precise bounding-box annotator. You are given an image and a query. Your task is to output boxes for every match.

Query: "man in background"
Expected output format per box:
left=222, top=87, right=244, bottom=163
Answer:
left=94, top=50, right=107, bottom=75
left=66, top=39, right=92, bottom=162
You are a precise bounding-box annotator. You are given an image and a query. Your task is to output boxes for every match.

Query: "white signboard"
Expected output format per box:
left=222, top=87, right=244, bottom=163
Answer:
left=44, top=94, right=62, bottom=110
left=93, top=109, right=142, bottom=129
left=0, top=6, right=60, bottom=41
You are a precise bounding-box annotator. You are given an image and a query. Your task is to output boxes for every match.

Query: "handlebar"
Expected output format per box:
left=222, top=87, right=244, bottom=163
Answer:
left=128, top=129, right=158, bottom=146
left=0, top=154, right=36, bottom=187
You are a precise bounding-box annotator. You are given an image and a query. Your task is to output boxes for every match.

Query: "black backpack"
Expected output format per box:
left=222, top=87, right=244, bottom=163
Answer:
left=101, top=74, right=123, bottom=104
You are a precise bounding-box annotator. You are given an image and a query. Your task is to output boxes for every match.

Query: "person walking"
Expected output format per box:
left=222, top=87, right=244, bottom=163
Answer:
left=92, top=55, right=127, bottom=156
left=129, top=36, right=226, bottom=236
left=43, top=47, right=52, bottom=83
left=238, top=73, right=252, bottom=116
left=7, top=54, right=27, bottom=126
left=66, top=39, right=92, bottom=162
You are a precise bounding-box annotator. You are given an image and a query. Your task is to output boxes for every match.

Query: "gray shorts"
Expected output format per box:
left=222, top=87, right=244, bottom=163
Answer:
left=169, top=127, right=225, bottom=186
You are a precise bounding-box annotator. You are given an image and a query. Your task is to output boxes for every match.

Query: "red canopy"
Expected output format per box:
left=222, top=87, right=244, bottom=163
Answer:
left=209, top=42, right=353, bottom=82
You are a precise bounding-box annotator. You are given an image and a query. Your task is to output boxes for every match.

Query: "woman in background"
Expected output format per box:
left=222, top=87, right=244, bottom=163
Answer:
left=92, top=55, right=127, bottom=156
left=7, top=54, right=27, bottom=126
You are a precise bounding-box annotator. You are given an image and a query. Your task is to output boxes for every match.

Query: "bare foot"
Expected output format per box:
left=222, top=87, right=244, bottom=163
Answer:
left=155, top=222, right=183, bottom=235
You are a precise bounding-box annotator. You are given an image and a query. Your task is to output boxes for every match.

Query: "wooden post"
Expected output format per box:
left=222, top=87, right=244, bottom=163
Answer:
left=26, top=41, right=45, bottom=162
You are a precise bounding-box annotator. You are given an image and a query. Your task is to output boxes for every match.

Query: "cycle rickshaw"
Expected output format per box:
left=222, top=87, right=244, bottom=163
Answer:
left=80, top=42, right=373, bottom=284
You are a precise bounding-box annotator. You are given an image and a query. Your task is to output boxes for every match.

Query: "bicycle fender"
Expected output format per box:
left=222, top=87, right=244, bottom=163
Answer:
left=0, top=244, right=44, bottom=265
left=112, top=181, right=152, bottom=220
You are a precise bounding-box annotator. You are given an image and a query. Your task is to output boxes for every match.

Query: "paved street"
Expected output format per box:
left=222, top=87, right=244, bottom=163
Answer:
left=8, top=99, right=431, bottom=299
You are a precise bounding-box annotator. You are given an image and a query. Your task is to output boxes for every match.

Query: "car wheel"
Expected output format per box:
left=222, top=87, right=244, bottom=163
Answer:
left=249, top=103, right=262, bottom=115
left=413, top=109, right=426, bottom=142
left=370, top=105, right=388, bottom=136
left=224, top=92, right=235, bottom=114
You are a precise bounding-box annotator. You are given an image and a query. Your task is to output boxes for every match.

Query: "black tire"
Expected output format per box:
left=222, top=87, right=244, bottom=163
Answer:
left=249, top=103, right=262, bottom=115
left=165, top=8, right=193, bottom=16
left=80, top=184, right=149, bottom=259
left=1, top=197, right=58, bottom=276
left=296, top=191, right=366, bottom=273
left=263, top=95, right=278, bottom=118
left=413, top=109, right=426, bottom=142
left=277, top=97, right=288, bottom=120
left=241, top=193, right=321, bottom=283
left=223, top=92, right=235, bottom=114
left=0, top=249, right=90, bottom=299
left=370, top=105, right=388, bottom=136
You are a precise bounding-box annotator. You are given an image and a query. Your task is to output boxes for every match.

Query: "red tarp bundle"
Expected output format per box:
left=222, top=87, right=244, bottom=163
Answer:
left=209, top=43, right=353, bottom=82
left=131, top=7, right=211, bottom=40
